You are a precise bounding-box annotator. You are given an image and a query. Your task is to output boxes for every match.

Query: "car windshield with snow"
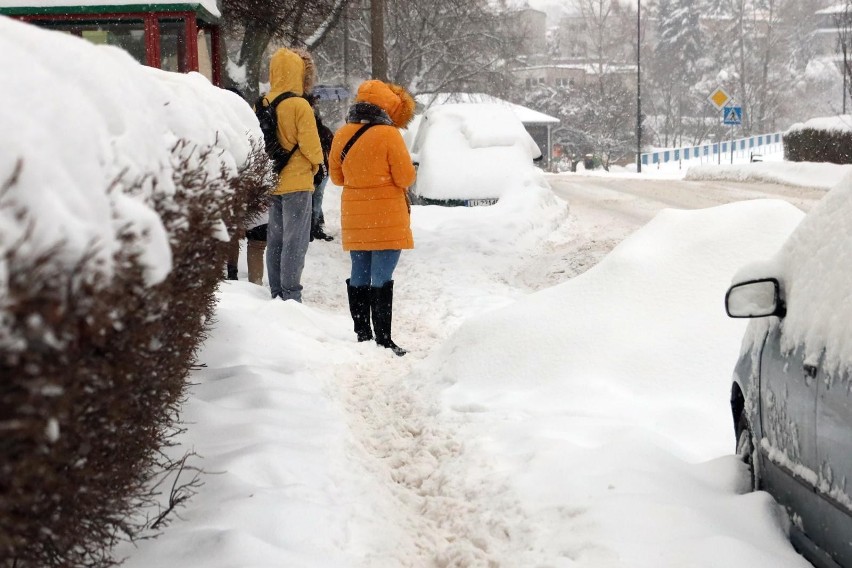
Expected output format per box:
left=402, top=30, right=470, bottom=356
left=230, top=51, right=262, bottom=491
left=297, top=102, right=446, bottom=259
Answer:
left=726, top=178, right=852, bottom=568
left=407, top=103, right=542, bottom=207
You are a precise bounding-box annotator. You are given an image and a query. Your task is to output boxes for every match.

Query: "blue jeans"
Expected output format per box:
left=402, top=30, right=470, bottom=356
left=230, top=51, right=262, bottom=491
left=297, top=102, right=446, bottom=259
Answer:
left=266, top=191, right=312, bottom=301
left=312, top=176, right=327, bottom=225
left=350, top=250, right=401, bottom=287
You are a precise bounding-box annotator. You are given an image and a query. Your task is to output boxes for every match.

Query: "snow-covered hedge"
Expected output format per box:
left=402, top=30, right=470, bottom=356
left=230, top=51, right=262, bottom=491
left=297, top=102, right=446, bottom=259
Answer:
left=0, top=17, right=267, bottom=567
left=784, top=115, right=852, bottom=164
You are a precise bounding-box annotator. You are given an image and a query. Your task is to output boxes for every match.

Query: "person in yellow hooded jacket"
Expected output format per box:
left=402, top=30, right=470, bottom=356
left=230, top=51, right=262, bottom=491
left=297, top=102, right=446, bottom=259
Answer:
left=262, top=48, right=323, bottom=302
left=329, top=80, right=416, bottom=356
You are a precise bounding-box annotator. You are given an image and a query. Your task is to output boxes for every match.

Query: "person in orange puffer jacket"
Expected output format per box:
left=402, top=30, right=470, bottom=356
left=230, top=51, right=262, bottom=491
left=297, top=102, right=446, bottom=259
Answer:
left=329, top=80, right=416, bottom=356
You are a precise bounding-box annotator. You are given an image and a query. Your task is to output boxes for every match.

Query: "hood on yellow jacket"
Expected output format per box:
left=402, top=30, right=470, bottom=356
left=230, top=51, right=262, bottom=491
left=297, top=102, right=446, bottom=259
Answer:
left=268, top=47, right=316, bottom=97
left=355, top=80, right=416, bottom=128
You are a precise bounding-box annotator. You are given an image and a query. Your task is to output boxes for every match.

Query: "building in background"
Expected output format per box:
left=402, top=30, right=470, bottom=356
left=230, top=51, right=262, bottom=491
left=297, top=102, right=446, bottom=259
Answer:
left=505, top=3, right=639, bottom=90
left=503, top=6, right=548, bottom=59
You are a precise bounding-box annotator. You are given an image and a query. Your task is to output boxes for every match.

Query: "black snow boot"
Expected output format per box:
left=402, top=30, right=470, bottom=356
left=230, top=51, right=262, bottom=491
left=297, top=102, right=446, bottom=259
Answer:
left=346, top=279, right=373, bottom=342
left=226, top=263, right=238, bottom=280
left=370, top=280, right=407, bottom=356
left=311, top=220, right=334, bottom=242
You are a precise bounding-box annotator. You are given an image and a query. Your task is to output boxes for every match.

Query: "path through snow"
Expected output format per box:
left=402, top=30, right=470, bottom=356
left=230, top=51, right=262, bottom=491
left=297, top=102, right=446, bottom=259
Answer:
left=308, top=186, right=554, bottom=565
left=119, top=175, right=819, bottom=567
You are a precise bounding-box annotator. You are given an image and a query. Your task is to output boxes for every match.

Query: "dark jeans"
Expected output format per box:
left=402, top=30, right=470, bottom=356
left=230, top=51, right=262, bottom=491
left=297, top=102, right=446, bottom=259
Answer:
left=349, top=250, right=401, bottom=287
left=312, top=176, right=327, bottom=225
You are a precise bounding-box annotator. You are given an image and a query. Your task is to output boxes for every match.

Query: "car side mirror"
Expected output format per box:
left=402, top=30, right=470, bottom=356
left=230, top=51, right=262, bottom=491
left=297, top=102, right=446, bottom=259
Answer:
left=725, top=278, right=786, bottom=318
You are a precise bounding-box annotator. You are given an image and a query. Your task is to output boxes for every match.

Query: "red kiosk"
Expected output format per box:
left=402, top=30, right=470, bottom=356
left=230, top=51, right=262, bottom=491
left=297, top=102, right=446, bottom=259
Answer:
left=0, top=1, right=222, bottom=85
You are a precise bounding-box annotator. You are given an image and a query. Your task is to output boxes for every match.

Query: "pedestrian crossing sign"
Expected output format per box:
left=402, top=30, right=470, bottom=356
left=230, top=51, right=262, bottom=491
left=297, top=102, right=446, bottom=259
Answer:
left=723, top=106, right=743, bottom=125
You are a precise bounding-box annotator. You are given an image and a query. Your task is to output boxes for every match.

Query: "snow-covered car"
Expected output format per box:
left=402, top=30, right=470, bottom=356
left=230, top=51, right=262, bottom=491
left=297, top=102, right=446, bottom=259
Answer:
left=407, top=103, right=542, bottom=206
left=725, top=177, right=852, bottom=568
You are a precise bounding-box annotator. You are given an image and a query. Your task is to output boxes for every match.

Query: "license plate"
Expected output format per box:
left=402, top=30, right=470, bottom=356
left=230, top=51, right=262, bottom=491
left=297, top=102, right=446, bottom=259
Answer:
left=465, top=198, right=498, bottom=207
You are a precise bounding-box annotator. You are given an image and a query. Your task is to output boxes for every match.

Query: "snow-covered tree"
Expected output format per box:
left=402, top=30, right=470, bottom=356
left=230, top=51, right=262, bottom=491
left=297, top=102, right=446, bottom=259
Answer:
left=650, top=0, right=704, bottom=146
left=699, top=0, right=799, bottom=134
left=833, top=0, right=852, bottom=110
left=221, top=0, right=348, bottom=100
left=312, top=0, right=518, bottom=96
left=523, top=77, right=636, bottom=169
left=577, top=0, right=635, bottom=71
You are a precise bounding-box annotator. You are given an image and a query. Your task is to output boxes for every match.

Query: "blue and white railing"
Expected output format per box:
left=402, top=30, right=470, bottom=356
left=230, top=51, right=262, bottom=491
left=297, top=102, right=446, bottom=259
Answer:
left=640, top=132, right=784, bottom=168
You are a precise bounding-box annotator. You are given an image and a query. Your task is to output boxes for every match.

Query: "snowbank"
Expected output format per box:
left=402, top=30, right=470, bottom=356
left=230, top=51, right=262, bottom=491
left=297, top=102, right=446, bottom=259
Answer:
left=426, top=199, right=804, bottom=460
left=685, top=161, right=851, bottom=190
left=412, top=199, right=808, bottom=565
left=0, top=16, right=258, bottom=289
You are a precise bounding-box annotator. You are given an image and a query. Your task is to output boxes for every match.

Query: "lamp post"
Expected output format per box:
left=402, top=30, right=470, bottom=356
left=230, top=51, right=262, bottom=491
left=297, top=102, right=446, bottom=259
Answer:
left=371, top=0, right=387, bottom=81
left=636, top=0, right=642, bottom=172
left=843, top=43, right=849, bottom=114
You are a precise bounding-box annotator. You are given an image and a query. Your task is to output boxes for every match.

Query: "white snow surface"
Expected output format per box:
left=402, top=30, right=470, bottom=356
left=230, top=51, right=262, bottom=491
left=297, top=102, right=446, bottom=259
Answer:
left=686, top=160, right=852, bottom=189
left=0, top=17, right=257, bottom=292
left=119, top=178, right=814, bottom=565
left=8, top=19, right=835, bottom=565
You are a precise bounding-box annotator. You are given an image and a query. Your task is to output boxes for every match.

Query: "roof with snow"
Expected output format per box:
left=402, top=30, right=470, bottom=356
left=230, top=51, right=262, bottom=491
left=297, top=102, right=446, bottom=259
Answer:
left=416, top=93, right=559, bottom=125
left=816, top=3, right=849, bottom=15
left=518, top=63, right=637, bottom=75
left=0, top=0, right=220, bottom=20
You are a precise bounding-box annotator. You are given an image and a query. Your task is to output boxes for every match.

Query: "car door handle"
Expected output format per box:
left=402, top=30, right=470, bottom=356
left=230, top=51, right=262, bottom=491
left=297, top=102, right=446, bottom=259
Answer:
left=804, top=364, right=818, bottom=379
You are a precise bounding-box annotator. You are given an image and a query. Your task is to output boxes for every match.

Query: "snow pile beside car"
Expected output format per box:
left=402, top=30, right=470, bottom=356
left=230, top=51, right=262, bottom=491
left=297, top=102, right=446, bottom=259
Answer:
left=412, top=198, right=807, bottom=566
left=409, top=103, right=546, bottom=201
left=426, top=199, right=804, bottom=460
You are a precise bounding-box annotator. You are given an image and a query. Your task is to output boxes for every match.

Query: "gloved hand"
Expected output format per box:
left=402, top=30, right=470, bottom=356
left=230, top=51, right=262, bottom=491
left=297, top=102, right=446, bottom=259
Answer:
left=313, top=163, right=328, bottom=186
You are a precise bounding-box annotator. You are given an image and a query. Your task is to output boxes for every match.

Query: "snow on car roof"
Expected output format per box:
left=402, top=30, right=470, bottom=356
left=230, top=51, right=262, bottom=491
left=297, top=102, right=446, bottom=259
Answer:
left=416, top=92, right=559, bottom=125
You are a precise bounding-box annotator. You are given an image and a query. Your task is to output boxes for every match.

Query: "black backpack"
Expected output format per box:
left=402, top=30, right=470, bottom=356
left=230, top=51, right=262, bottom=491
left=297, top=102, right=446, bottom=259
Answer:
left=255, top=92, right=299, bottom=173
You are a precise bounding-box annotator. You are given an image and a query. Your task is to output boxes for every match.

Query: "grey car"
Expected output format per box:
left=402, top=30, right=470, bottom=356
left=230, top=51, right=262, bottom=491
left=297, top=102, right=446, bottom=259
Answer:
left=726, top=276, right=852, bottom=568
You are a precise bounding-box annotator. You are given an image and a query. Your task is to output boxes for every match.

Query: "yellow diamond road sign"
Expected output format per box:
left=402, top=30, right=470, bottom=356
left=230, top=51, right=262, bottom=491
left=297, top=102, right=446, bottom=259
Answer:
left=709, top=87, right=731, bottom=110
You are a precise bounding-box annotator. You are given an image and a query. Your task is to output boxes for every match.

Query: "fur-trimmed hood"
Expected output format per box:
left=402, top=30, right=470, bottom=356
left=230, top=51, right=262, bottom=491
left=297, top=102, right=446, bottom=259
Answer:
left=354, top=80, right=416, bottom=129
left=346, top=102, right=394, bottom=126
left=268, top=47, right=315, bottom=96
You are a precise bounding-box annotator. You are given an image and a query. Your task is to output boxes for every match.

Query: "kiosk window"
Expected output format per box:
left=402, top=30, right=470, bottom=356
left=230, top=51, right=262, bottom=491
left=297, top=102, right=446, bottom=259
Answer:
left=159, top=20, right=188, bottom=73
left=44, top=20, right=146, bottom=64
